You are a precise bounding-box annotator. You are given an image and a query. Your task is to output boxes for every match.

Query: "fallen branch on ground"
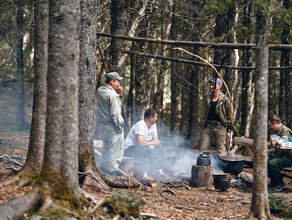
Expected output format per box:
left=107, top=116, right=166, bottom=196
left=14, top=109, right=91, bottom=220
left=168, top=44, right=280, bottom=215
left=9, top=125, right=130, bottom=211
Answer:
left=0, top=155, right=24, bottom=167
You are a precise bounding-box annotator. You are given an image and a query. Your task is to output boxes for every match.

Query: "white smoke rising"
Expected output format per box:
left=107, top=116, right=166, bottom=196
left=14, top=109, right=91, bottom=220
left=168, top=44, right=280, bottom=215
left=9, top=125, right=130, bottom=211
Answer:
left=163, top=135, right=224, bottom=177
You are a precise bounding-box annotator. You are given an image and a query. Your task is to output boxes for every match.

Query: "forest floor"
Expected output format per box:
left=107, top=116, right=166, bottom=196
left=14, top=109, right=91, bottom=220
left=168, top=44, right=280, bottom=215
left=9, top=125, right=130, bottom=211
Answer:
left=1, top=129, right=292, bottom=219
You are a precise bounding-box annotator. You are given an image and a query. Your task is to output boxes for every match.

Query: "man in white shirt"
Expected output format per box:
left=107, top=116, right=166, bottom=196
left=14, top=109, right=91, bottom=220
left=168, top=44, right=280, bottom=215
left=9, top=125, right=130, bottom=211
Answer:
left=124, top=108, right=165, bottom=179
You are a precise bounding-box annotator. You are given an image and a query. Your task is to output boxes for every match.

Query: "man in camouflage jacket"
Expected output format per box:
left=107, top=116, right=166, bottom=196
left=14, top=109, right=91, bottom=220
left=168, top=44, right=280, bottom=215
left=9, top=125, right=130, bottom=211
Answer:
left=199, top=78, right=232, bottom=157
left=268, top=115, right=292, bottom=191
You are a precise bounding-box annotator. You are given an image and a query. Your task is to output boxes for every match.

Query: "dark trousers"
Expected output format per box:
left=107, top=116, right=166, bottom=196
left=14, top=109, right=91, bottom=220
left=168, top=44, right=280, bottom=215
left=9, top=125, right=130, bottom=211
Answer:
left=268, top=152, right=292, bottom=182
left=124, top=144, right=164, bottom=177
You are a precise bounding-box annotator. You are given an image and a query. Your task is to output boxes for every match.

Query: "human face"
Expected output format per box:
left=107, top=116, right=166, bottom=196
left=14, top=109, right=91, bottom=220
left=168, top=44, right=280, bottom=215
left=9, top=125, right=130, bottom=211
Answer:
left=210, top=82, right=221, bottom=92
left=268, top=120, right=278, bottom=132
left=150, top=113, right=158, bottom=125
left=109, top=79, right=120, bottom=90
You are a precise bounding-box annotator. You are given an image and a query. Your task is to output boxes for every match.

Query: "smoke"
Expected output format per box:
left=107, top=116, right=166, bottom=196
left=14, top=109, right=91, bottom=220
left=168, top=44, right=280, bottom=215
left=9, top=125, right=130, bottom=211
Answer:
left=165, top=148, right=224, bottom=177
left=168, top=149, right=198, bottom=175
left=95, top=132, right=224, bottom=178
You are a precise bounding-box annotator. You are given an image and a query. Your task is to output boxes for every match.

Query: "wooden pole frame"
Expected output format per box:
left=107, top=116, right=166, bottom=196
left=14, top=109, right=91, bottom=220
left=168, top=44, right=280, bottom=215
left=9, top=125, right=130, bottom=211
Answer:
left=121, top=49, right=292, bottom=70
left=97, top=32, right=292, bottom=51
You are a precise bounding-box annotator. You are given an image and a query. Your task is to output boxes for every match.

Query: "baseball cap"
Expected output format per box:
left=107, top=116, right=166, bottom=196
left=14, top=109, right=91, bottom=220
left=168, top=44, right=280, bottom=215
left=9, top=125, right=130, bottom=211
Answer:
left=106, top=72, right=123, bottom=81
left=209, top=78, right=222, bottom=86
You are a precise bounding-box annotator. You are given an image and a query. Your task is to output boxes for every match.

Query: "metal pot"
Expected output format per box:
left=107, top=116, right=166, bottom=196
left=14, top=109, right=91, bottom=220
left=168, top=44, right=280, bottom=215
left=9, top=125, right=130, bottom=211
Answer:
left=213, top=173, right=231, bottom=192
left=197, top=151, right=211, bottom=166
left=220, top=154, right=245, bottom=175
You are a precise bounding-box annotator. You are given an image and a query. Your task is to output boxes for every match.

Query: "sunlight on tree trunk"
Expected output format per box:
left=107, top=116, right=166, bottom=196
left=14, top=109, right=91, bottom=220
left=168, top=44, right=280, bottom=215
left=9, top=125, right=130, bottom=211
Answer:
left=250, top=4, right=271, bottom=219
left=39, top=0, right=80, bottom=197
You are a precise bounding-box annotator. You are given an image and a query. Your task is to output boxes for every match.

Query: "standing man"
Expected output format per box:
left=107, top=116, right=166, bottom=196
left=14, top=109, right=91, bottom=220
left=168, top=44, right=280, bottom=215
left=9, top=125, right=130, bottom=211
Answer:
left=199, top=78, right=232, bottom=157
left=268, top=115, right=292, bottom=191
left=97, top=72, right=124, bottom=176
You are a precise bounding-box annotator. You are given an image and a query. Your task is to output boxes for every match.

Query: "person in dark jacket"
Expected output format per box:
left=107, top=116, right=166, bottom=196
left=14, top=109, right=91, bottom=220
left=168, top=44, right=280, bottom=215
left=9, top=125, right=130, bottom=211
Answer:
left=199, top=78, right=232, bottom=157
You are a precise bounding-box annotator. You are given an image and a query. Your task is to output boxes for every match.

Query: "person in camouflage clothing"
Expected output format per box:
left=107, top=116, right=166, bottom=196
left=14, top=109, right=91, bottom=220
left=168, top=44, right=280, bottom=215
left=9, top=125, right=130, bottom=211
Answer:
left=268, top=115, right=292, bottom=191
left=199, top=78, right=232, bottom=157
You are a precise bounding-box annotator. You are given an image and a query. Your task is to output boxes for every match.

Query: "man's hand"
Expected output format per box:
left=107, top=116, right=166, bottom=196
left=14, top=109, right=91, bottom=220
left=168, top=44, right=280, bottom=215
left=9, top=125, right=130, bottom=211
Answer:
left=270, top=140, right=277, bottom=146
left=148, top=145, right=155, bottom=150
left=115, top=85, right=123, bottom=94
left=152, top=139, right=161, bottom=145
left=227, top=131, right=231, bottom=139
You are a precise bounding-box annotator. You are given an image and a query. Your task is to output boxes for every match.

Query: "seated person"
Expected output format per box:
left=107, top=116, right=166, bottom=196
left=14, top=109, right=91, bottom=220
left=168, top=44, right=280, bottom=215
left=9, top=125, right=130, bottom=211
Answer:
left=124, top=108, right=165, bottom=179
left=268, top=115, right=292, bottom=191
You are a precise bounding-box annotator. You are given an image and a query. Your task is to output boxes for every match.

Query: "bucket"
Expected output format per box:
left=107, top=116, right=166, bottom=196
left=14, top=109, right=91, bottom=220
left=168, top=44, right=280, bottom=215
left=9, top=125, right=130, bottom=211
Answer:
left=213, top=173, right=231, bottom=192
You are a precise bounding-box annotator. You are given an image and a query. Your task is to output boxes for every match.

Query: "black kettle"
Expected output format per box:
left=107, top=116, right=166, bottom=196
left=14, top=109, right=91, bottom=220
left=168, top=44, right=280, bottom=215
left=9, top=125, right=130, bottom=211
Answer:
left=197, top=151, right=211, bottom=166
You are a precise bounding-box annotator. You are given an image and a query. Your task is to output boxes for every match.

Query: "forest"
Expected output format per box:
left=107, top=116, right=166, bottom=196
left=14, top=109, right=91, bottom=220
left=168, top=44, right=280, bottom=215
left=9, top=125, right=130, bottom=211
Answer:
left=0, top=0, right=291, bottom=219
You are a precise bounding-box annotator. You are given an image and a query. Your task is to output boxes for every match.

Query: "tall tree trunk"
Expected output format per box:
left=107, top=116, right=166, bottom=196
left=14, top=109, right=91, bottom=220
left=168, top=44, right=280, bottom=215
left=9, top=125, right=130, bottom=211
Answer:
left=135, top=54, right=147, bottom=122
left=170, top=0, right=179, bottom=132
left=78, top=0, right=106, bottom=190
left=39, top=0, right=80, bottom=196
left=268, top=52, right=277, bottom=121
left=126, top=0, right=149, bottom=125
left=153, top=0, right=170, bottom=138
left=279, top=0, right=290, bottom=127
left=128, top=42, right=137, bottom=126
left=188, top=0, right=201, bottom=144
left=179, top=2, right=191, bottom=138
left=16, top=1, right=26, bottom=130
left=109, top=0, right=128, bottom=80
left=214, top=12, right=227, bottom=77
left=241, top=1, right=254, bottom=137
left=135, top=5, right=151, bottom=122
left=250, top=6, right=271, bottom=219
left=225, top=5, right=236, bottom=96
left=20, top=0, right=48, bottom=176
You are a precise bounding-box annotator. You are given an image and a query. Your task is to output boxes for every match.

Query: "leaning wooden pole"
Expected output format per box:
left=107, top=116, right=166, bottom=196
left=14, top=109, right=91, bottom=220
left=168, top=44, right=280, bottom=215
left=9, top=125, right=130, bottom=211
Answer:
left=173, top=47, right=233, bottom=125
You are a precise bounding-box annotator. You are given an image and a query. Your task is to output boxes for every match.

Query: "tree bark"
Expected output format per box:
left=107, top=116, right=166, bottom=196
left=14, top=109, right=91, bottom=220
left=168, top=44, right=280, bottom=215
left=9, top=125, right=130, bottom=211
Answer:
left=190, top=165, right=213, bottom=188
left=241, top=1, right=254, bottom=138
left=16, top=1, right=27, bottom=130
left=128, top=42, right=137, bottom=126
left=250, top=6, right=271, bottom=219
left=40, top=0, right=80, bottom=196
left=224, top=5, right=236, bottom=96
left=170, top=0, right=179, bottom=133
left=0, top=0, right=81, bottom=218
left=214, top=12, right=228, bottom=77
left=78, top=0, right=108, bottom=190
left=279, top=0, right=290, bottom=127
left=134, top=2, right=151, bottom=122
left=179, top=2, right=192, bottom=138
left=20, top=0, right=48, bottom=176
left=109, top=0, right=128, bottom=79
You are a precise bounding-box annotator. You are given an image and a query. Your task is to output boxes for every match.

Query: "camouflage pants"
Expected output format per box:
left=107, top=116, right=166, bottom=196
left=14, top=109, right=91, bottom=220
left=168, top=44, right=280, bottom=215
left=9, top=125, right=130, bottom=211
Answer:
left=200, top=121, right=227, bottom=157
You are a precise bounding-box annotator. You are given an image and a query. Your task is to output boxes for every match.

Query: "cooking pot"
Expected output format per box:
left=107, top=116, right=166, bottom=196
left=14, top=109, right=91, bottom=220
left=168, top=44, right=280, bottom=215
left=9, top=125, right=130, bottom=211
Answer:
left=220, top=154, right=245, bottom=175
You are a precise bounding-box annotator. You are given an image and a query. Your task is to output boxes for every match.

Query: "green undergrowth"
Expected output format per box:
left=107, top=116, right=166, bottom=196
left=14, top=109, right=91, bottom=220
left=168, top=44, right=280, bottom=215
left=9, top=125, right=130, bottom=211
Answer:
left=100, top=192, right=144, bottom=219
left=269, top=194, right=292, bottom=218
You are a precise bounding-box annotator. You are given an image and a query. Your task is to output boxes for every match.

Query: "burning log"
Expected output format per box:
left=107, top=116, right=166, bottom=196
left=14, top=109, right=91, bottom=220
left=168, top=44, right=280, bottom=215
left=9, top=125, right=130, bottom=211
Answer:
left=190, top=165, right=213, bottom=188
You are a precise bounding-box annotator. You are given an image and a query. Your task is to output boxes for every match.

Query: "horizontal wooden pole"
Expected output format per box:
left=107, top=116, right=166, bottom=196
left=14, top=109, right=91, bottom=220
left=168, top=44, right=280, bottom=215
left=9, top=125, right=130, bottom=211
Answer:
left=97, top=32, right=292, bottom=51
left=122, top=50, right=292, bottom=70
